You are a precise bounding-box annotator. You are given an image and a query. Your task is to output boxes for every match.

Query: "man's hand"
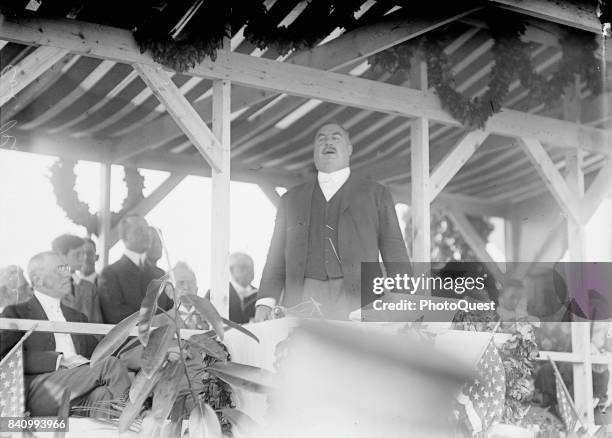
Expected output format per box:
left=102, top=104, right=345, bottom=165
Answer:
left=254, top=305, right=272, bottom=323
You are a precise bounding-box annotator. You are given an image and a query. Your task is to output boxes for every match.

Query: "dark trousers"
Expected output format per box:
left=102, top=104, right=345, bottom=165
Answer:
left=26, top=356, right=131, bottom=416
left=302, top=277, right=357, bottom=320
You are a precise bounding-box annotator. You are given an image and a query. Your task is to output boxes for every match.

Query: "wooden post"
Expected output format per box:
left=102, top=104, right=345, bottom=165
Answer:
left=564, top=79, right=594, bottom=425
left=410, top=57, right=430, bottom=265
left=98, top=161, right=111, bottom=268
left=210, top=75, right=231, bottom=318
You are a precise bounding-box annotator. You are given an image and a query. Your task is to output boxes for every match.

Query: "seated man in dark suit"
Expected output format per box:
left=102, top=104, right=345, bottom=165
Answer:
left=51, top=234, right=103, bottom=323
left=0, top=252, right=131, bottom=416
left=98, top=215, right=172, bottom=324
left=206, top=252, right=258, bottom=324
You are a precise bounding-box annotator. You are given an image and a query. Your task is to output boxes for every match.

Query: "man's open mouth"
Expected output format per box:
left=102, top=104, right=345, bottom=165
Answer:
left=322, top=148, right=336, bottom=155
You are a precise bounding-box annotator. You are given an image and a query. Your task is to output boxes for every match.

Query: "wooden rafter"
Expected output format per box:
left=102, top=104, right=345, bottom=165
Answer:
left=0, top=53, right=74, bottom=124
left=443, top=206, right=505, bottom=284
left=2, top=14, right=610, bottom=155
left=108, top=173, right=187, bottom=247
left=489, top=0, right=603, bottom=34
left=580, top=159, right=612, bottom=223
left=517, top=137, right=582, bottom=225
left=133, top=63, right=223, bottom=172
left=259, top=183, right=281, bottom=207
left=0, top=46, right=68, bottom=107
left=111, top=8, right=476, bottom=162
left=429, top=130, right=489, bottom=201
left=210, top=77, right=231, bottom=318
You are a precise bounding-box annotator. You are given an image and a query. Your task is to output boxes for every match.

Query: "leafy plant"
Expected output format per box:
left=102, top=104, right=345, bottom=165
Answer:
left=90, top=277, right=273, bottom=437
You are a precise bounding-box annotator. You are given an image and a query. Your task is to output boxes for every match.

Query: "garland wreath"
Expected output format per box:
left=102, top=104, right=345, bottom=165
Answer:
left=49, top=159, right=144, bottom=236
left=133, top=0, right=365, bottom=72
left=370, top=10, right=602, bottom=128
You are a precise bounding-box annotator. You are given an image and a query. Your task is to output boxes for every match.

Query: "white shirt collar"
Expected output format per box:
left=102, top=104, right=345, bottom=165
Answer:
left=34, top=290, right=62, bottom=311
left=124, top=248, right=146, bottom=267
left=230, top=278, right=254, bottom=299
left=317, top=167, right=350, bottom=201
left=80, top=271, right=97, bottom=284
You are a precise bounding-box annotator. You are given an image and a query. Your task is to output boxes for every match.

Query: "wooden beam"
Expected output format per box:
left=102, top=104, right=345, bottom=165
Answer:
left=2, top=14, right=610, bottom=155
left=517, top=137, right=582, bottom=225
left=259, top=183, right=280, bottom=207
left=133, top=63, right=223, bottom=171
left=410, top=57, right=430, bottom=265
left=0, top=46, right=68, bottom=107
left=108, top=173, right=186, bottom=247
left=210, top=77, right=231, bottom=318
left=392, top=188, right=509, bottom=218
left=110, top=8, right=474, bottom=163
left=0, top=317, right=207, bottom=339
left=444, top=206, right=505, bottom=284
left=489, top=0, right=602, bottom=34
left=0, top=53, right=75, bottom=124
left=286, top=5, right=483, bottom=71
left=98, top=161, right=111, bottom=267
left=580, top=159, right=612, bottom=223
left=429, top=130, right=489, bottom=202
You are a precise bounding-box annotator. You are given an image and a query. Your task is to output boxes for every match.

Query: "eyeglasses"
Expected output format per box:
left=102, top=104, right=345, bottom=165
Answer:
left=56, top=264, right=71, bottom=274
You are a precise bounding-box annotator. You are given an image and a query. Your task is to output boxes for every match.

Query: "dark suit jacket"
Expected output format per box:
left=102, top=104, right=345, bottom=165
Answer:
left=0, top=296, right=98, bottom=375
left=205, top=284, right=258, bottom=324
left=259, top=175, right=410, bottom=308
left=97, top=255, right=172, bottom=324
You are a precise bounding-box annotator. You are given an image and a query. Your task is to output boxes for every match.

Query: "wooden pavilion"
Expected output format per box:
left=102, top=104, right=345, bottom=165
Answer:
left=1, top=0, right=611, bottom=426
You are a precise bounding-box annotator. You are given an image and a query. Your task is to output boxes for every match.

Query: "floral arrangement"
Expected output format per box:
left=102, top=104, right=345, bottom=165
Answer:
left=89, top=277, right=272, bottom=436
left=48, top=159, right=144, bottom=236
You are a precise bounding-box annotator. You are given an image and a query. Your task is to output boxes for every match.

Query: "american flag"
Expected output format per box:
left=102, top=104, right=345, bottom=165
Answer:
left=550, top=358, right=581, bottom=433
left=0, top=342, right=25, bottom=417
left=458, top=338, right=506, bottom=435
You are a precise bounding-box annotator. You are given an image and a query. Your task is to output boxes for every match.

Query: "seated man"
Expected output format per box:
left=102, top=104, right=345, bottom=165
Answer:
left=77, top=237, right=99, bottom=286
left=0, top=252, right=131, bottom=416
left=51, top=234, right=103, bottom=323
left=172, top=261, right=206, bottom=329
left=0, top=265, right=33, bottom=308
left=98, top=215, right=172, bottom=324
left=206, top=252, right=258, bottom=324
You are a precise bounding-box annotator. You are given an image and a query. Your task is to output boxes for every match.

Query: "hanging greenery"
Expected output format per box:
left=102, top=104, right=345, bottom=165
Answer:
left=131, top=0, right=365, bottom=72
left=49, top=159, right=145, bottom=236
left=370, top=10, right=602, bottom=128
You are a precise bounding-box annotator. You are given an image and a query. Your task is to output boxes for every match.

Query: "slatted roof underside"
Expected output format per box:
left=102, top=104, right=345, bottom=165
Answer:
left=0, top=1, right=609, bottom=205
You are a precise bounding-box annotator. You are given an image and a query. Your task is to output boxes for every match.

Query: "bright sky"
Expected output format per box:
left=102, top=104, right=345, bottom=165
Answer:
left=0, top=148, right=277, bottom=290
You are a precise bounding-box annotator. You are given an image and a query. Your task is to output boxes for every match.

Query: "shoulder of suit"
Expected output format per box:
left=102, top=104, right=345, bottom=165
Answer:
left=2, top=296, right=36, bottom=316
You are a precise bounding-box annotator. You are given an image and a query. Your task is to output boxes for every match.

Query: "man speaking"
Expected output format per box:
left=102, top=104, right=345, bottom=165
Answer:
left=255, top=123, right=410, bottom=320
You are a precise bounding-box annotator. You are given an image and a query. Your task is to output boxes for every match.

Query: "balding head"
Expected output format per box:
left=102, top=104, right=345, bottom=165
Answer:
left=229, top=252, right=254, bottom=288
left=172, top=261, right=198, bottom=299
left=28, top=251, right=71, bottom=299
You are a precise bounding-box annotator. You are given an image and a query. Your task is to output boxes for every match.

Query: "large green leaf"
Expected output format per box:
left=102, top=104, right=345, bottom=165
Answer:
left=221, top=408, right=260, bottom=438
left=206, top=362, right=277, bottom=394
left=181, top=295, right=224, bottom=340
left=152, top=360, right=184, bottom=421
left=221, top=317, right=259, bottom=343
left=142, top=325, right=175, bottom=378
left=189, top=402, right=222, bottom=438
left=121, top=367, right=163, bottom=433
left=138, top=279, right=172, bottom=346
left=90, top=311, right=139, bottom=366
left=188, top=334, right=228, bottom=362
left=158, top=419, right=182, bottom=438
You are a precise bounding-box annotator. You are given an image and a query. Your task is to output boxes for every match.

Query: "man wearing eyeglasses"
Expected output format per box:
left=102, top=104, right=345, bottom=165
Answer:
left=51, top=234, right=103, bottom=324
left=0, top=251, right=131, bottom=417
